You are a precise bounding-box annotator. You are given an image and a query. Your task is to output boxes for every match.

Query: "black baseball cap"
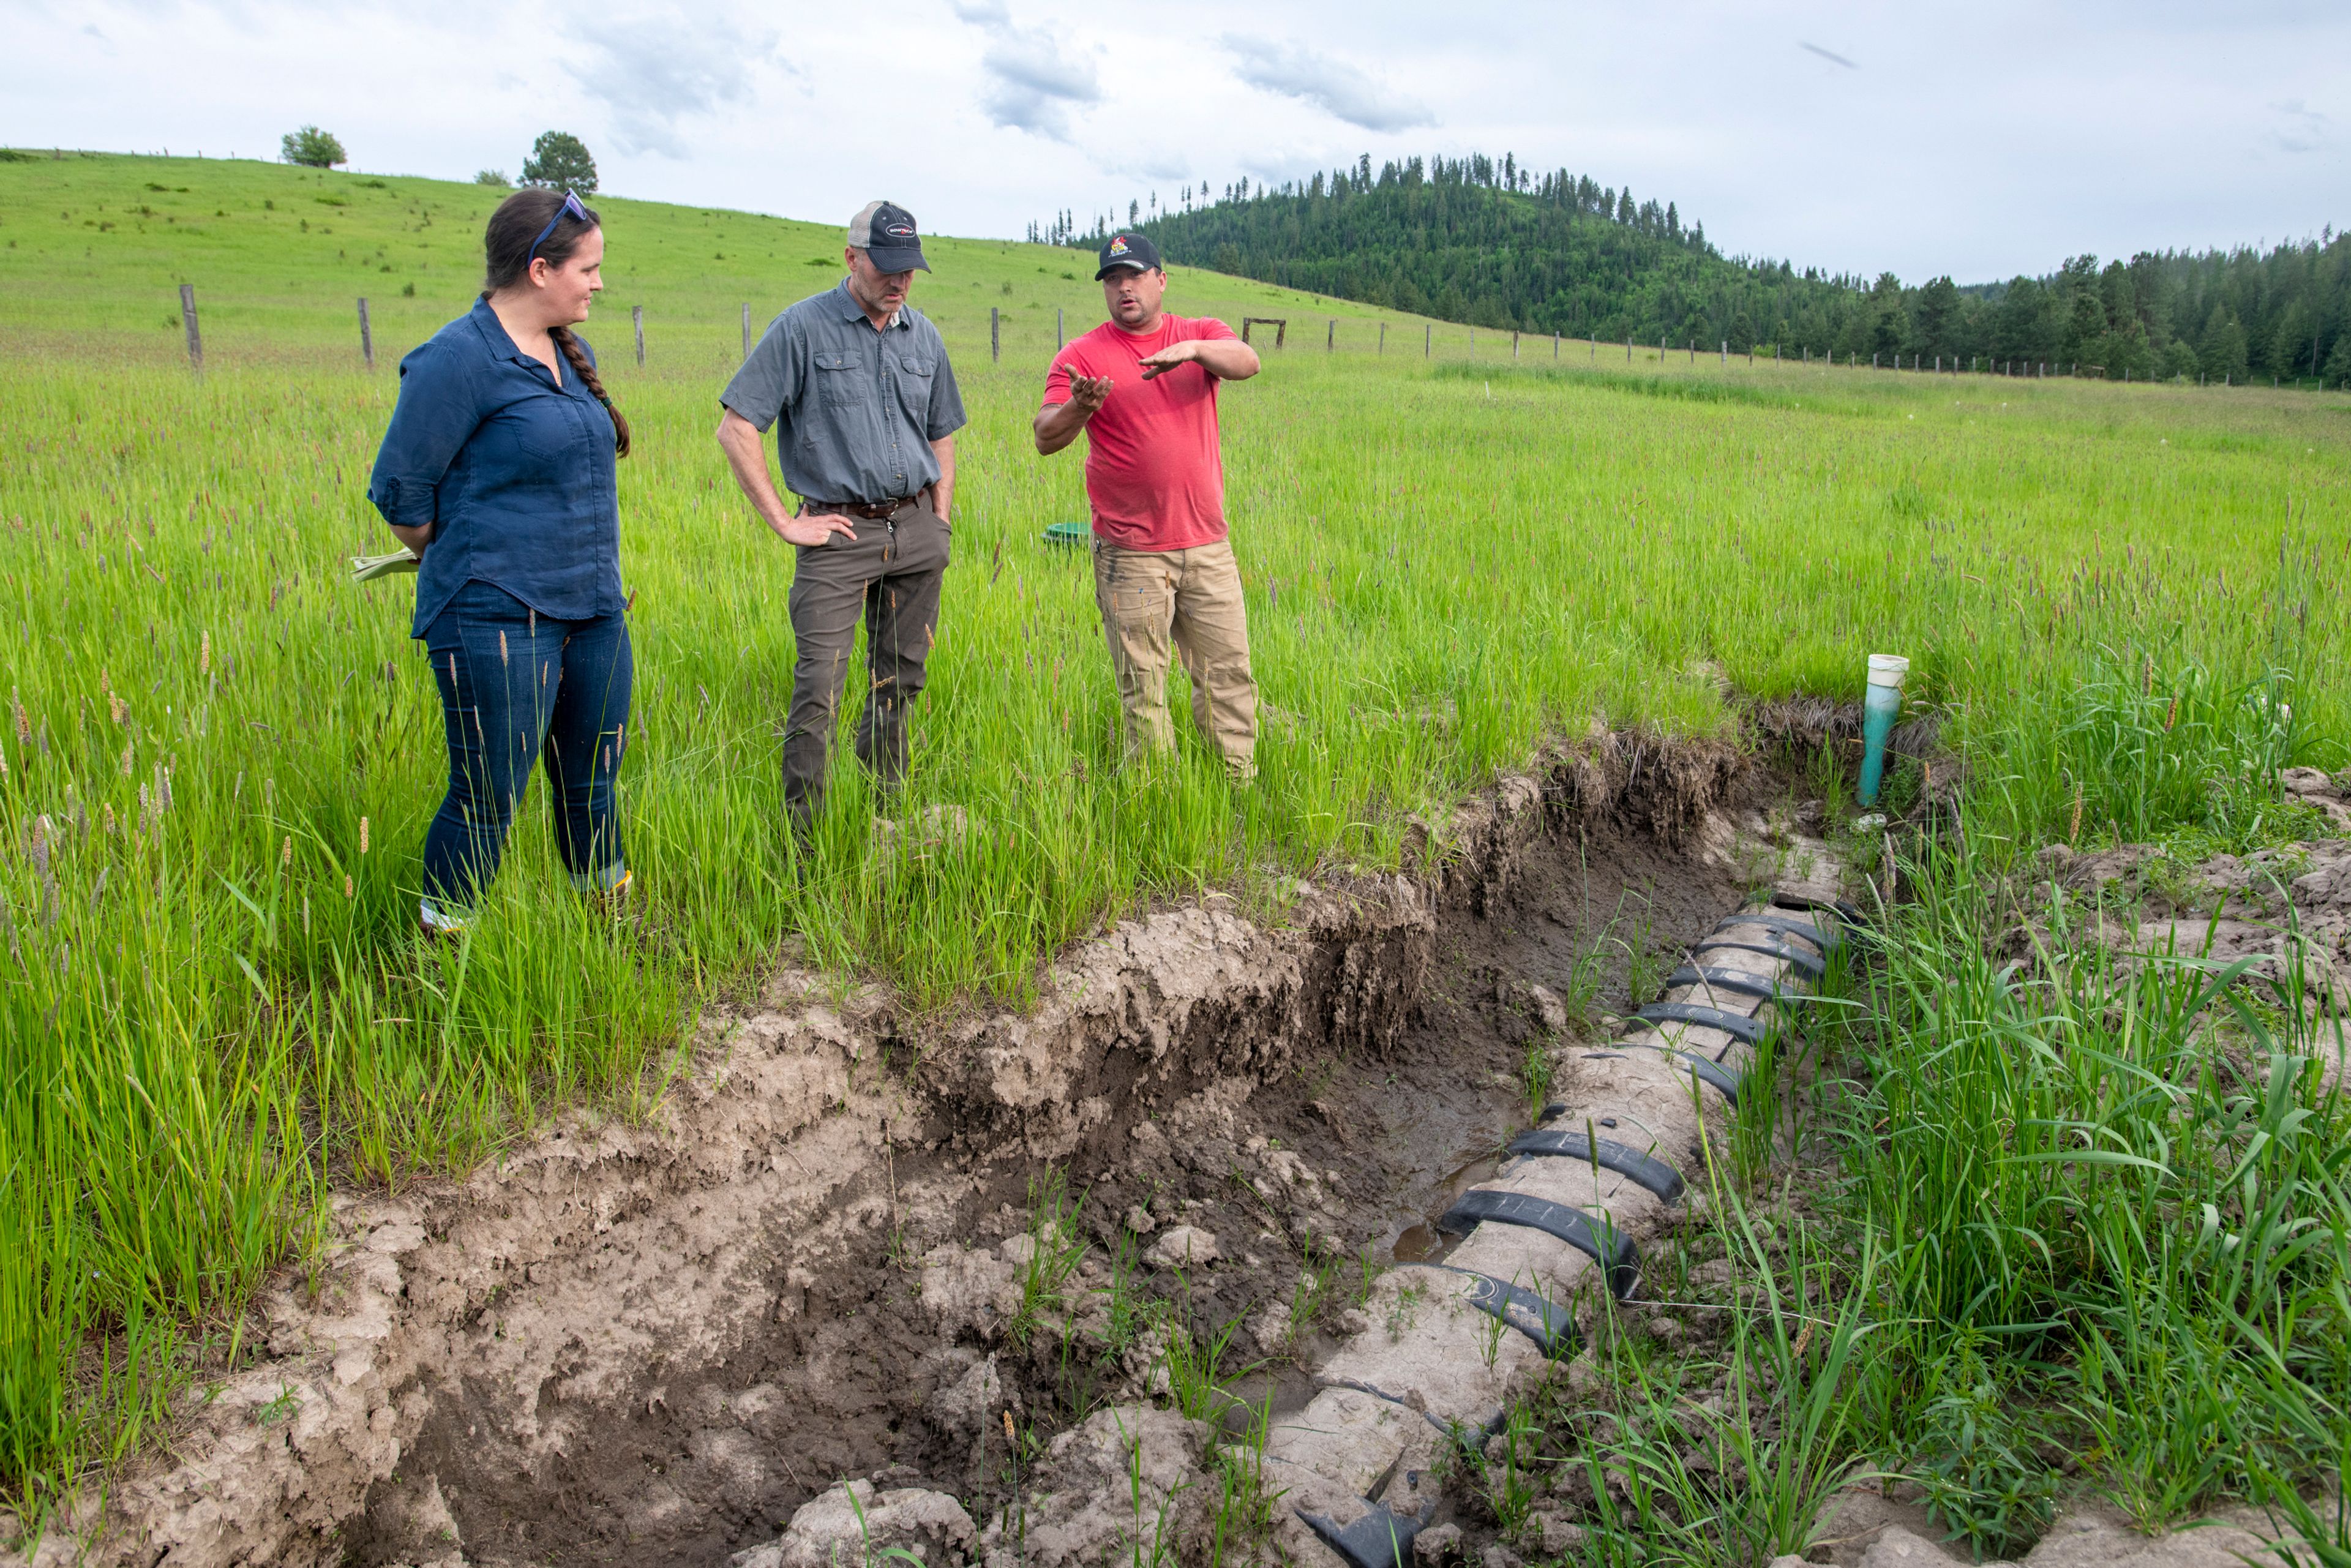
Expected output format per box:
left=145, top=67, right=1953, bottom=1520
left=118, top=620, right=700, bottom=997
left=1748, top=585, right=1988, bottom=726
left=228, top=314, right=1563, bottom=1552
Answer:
left=849, top=200, right=928, bottom=272
left=1095, top=232, right=1163, bottom=279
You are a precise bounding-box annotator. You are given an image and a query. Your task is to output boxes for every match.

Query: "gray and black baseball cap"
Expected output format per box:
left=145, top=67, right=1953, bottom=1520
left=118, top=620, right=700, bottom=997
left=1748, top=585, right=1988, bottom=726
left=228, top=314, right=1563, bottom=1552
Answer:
left=849, top=200, right=929, bottom=272
left=1095, top=231, right=1163, bottom=279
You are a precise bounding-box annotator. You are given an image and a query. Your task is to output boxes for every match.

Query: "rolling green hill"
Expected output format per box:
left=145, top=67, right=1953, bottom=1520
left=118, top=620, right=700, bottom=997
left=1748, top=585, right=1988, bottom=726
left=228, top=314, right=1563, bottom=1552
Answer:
left=0, top=150, right=1436, bottom=369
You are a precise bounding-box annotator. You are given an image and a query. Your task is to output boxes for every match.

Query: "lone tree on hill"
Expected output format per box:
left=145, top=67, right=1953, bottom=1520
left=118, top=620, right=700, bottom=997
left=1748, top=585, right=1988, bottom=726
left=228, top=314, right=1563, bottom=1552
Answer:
left=520, top=132, right=596, bottom=195
left=280, top=126, right=347, bottom=168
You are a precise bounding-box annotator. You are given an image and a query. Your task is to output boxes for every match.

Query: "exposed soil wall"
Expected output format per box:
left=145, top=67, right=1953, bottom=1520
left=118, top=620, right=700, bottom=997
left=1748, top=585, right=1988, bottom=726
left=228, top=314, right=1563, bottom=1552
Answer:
left=6, top=730, right=1759, bottom=1568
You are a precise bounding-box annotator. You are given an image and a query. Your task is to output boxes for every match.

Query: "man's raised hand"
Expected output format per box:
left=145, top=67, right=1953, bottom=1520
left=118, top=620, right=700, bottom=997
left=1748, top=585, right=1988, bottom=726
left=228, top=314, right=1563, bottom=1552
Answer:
left=1135, top=344, right=1196, bottom=381
left=1070, top=373, right=1115, bottom=410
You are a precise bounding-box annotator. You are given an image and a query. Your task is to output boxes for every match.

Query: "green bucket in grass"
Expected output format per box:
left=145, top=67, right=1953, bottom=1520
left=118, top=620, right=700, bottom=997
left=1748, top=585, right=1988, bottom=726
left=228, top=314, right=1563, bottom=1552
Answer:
left=1042, top=522, right=1090, bottom=549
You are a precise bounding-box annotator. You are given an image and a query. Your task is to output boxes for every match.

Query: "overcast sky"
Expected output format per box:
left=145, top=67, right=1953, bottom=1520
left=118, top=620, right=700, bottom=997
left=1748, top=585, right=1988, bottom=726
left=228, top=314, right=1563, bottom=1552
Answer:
left=7, top=0, right=2344, bottom=284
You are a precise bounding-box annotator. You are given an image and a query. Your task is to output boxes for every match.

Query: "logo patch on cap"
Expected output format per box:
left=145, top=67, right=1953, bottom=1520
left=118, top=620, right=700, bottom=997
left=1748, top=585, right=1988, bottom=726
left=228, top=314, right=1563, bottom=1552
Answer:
left=1108, top=236, right=1130, bottom=255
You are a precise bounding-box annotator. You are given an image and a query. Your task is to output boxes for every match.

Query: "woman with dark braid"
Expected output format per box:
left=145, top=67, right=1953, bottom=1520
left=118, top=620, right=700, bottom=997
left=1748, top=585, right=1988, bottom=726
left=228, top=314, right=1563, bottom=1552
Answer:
left=368, top=187, right=636, bottom=935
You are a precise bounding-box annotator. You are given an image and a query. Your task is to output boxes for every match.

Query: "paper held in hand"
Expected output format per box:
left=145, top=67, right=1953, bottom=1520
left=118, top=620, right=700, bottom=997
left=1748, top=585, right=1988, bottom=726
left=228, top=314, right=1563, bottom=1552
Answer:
left=350, top=547, right=421, bottom=583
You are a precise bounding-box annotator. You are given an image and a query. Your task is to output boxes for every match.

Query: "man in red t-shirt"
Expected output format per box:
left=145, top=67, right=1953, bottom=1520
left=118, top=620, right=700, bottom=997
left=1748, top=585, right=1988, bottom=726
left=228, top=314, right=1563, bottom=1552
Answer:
left=1035, top=232, right=1264, bottom=779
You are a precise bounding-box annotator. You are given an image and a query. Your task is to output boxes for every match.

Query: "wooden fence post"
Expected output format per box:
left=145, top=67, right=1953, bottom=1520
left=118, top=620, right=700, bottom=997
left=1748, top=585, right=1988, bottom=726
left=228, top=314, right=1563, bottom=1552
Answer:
left=991, top=307, right=1000, bottom=362
left=179, top=283, right=203, bottom=371
left=633, top=305, right=645, bottom=367
left=1553, top=332, right=1559, bottom=360
left=1327, top=318, right=1335, bottom=351
left=1424, top=324, right=1431, bottom=358
left=741, top=303, right=752, bottom=361
left=357, top=296, right=373, bottom=372
left=1720, top=340, right=1727, bottom=366
left=1379, top=322, right=1386, bottom=354
left=1057, top=307, right=1063, bottom=348
left=1512, top=331, right=1520, bottom=359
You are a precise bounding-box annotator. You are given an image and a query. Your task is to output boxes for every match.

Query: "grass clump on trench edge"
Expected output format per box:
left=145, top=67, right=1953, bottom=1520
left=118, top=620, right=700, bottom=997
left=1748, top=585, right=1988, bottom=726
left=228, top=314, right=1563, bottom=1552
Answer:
left=5, top=152, right=2351, bottom=1521
left=1455, top=670, right=2350, bottom=1562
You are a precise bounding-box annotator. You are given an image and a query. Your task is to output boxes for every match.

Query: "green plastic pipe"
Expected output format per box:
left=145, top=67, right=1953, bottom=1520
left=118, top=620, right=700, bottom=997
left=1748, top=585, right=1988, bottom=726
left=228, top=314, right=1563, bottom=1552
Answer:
left=1858, top=655, right=1910, bottom=807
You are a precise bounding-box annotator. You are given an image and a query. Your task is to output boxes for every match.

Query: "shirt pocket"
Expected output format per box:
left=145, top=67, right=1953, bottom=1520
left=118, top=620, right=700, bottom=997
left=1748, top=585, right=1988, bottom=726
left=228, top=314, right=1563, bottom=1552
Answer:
left=813, top=350, right=867, bottom=406
left=892, top=352, right=937, bottom=423
left=509, top=392, right=582, bottom=468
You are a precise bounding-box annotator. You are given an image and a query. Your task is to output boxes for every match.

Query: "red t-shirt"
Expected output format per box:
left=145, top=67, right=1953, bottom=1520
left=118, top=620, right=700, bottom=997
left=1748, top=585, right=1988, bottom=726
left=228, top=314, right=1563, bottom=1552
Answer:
left=1043, top=313, right=1238, bottom=552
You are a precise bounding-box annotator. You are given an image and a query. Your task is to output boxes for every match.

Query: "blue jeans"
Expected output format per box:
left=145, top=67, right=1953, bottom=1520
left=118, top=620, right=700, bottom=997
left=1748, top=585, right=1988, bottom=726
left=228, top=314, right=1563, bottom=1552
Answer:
left=420, top=579, right=632, bottom=915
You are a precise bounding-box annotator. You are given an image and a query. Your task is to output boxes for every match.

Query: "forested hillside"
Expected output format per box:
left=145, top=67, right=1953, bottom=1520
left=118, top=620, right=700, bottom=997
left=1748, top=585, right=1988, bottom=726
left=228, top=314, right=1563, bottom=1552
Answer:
left=1122, top=153, right=2351, bottom=385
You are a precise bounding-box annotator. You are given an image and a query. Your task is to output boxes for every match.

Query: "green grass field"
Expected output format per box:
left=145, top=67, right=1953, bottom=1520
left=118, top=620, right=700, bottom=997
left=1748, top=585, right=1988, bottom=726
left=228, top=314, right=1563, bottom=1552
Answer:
left=4, top=151, right=2350, bottom=1518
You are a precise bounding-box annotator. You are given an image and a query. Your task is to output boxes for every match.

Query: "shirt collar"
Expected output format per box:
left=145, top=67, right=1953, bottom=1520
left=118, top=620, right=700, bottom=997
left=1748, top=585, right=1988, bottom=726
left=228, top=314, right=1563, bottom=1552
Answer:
left=834, top=278, right=907, bottom=332
left=469, top=295, right=533, bottom=364
left=469, top=295, right=577, bottom=386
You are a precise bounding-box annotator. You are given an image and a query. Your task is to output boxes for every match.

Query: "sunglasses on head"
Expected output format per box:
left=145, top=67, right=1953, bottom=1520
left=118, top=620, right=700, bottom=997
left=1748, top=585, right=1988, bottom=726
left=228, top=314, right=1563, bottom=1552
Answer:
left=527, top=191, right=591, bottom=267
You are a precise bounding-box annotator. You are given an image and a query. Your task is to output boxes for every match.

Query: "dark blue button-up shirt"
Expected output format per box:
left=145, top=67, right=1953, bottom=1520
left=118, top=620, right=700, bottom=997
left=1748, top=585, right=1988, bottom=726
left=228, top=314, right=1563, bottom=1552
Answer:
left=368, top=297, right=624, bottom=636
left=719, top=280, right=966, bottom=505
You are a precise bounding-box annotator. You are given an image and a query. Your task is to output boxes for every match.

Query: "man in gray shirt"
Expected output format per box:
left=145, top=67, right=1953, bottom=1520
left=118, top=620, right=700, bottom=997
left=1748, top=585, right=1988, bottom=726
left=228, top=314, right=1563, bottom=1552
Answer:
left=717, top=200, right=967, bottom=840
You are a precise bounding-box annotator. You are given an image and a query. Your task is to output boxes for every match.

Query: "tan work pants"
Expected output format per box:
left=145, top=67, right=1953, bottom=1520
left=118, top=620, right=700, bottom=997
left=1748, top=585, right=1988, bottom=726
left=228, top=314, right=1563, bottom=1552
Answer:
left=1090, top=536, right=1258, bottom=779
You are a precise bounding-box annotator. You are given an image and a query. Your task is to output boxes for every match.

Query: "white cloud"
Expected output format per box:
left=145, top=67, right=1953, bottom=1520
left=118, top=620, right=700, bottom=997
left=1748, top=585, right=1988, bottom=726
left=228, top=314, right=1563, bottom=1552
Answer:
left=1220, top=36, right=1433, bottom=132
left=953, top=4, right=1098, bottom=141
left=2268, top=99, right=2328, bottom=154
left=567, top=12, right=772, bottom=159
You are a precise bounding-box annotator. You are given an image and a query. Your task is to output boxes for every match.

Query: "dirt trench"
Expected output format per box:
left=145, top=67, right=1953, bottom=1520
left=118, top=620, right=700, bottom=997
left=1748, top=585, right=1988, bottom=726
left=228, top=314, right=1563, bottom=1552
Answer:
left=12, top=734, right=1770, bottom=1568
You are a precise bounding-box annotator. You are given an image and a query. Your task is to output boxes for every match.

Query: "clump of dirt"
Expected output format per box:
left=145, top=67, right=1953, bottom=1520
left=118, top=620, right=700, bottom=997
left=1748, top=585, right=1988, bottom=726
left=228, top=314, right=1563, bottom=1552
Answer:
left=10, top=735, right=1783, bottom=1568
left=2018, top=767, right=2351, bottom=1023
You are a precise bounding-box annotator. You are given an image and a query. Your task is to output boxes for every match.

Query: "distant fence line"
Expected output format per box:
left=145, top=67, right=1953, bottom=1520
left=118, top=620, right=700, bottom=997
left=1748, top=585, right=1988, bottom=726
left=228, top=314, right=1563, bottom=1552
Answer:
left=156, top=286, right=2306, bottom=392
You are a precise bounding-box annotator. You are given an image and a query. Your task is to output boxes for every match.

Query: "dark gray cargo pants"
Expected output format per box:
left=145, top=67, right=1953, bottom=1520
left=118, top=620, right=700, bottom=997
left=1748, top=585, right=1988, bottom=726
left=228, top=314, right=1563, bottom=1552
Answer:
left=782, top=498, right=950, bottom=831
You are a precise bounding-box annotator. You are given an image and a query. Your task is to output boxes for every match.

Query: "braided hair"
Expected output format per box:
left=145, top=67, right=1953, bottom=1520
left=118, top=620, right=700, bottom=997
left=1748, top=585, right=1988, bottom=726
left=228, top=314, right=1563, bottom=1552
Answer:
left=481, top=189, right=632, bottom=458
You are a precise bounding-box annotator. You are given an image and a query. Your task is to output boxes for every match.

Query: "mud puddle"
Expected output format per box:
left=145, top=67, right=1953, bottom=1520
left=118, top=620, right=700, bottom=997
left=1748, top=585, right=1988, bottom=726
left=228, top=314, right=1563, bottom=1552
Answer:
left=1386, top=1144, right=1506, bottom=1266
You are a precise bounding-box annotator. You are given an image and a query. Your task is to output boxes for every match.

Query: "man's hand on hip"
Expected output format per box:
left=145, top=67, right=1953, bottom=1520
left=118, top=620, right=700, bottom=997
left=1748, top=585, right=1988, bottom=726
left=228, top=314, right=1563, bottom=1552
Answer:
left=778, top=509, right=858, bottom=548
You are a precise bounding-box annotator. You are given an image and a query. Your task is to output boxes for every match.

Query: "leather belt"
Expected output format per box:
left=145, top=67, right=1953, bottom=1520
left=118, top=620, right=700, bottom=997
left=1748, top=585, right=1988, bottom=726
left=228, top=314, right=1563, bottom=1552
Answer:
left=806, top=497, right=917, bottom=520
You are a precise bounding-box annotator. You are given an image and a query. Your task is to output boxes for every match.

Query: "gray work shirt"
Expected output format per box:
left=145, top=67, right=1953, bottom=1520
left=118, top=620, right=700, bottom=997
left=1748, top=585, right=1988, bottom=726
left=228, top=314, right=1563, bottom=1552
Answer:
left=720, top=279, right=966, bottom=505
